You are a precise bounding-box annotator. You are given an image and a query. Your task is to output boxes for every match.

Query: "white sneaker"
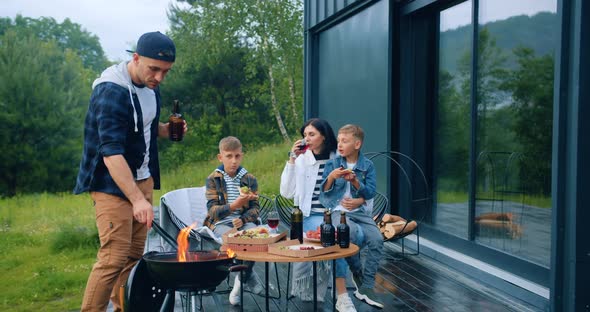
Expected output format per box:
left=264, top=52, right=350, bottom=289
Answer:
left=335, top=293, right=357, bottom=312
left=229, top=275, right=241, bottom=306
left=354, top=287, right=384, bottom=309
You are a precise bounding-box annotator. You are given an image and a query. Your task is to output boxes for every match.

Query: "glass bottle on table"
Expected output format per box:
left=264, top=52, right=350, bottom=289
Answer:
left=320, top=210, right=335, bottom=247
left=337, top=211, right=350, bottom=248
left=290, top=205, right=303, bottom=243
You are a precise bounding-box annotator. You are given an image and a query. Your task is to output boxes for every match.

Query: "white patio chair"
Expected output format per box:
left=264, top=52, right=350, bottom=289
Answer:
left=158, top=186, right=222, bottom=252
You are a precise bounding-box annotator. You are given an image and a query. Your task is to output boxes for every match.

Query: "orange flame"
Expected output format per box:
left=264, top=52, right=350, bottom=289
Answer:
left=226, top=248, right=235, bottom=258
left=177, top=222, right=198, bottom=262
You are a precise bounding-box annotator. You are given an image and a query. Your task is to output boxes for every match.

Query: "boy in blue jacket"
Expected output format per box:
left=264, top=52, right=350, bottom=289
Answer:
left=321, top=124, right=384, bottom=309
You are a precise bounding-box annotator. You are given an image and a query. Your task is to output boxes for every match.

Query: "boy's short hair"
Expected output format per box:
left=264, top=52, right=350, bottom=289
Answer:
left=219, top=136, right=242, bottom=152
left=339, top=124, right=364, bottom=143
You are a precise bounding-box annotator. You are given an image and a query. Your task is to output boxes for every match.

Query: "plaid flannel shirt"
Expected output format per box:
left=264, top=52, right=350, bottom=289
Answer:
left=203, top=166, right=260, bottom=229
left=74, top=81, right=161, bottom=199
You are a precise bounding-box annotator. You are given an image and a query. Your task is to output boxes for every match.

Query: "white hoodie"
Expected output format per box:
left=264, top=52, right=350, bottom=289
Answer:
left=92, top=61, right=157, bottom=180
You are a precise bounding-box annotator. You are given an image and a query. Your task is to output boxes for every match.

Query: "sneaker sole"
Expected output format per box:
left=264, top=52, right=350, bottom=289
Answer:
left=353, top=291, right=384, bottom=309
left=351, top=277, right=361, bottom=292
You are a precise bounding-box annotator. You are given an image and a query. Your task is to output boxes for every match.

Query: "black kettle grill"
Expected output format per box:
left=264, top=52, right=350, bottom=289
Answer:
left=123, top=222, right=245, bottom=312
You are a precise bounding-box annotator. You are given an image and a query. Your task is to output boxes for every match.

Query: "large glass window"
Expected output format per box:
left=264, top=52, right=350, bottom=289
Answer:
left=433, top=1, right=473, bottom=239
left=474, top=0, right=556, bottom=268
left=433, top=0, right=557, bottom=268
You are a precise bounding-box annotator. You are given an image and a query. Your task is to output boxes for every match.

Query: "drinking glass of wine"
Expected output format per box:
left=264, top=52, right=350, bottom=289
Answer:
left=267, top=210, right=280, bottom=234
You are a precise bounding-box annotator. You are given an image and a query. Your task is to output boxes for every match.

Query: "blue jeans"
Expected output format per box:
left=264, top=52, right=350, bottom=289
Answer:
left=332, top=208, right=383, bottom=288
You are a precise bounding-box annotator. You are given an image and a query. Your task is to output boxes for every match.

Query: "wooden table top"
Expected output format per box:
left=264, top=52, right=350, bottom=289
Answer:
left=230, top=243, right=359, bottom=263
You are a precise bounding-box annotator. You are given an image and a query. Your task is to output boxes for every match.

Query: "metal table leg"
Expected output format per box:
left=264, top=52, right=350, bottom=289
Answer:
left=313, top=261, right=317, bottom=311
left=240, top=270, right=244, bottom=312
left=333, top=259, right=336, bottom=311
left=265, top=262, right=270, bottom=311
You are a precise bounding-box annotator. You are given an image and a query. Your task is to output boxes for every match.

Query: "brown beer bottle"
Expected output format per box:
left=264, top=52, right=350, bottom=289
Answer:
left=320, top=210, right=335, bottom=247
left=337, top=211, right=350, bottom=248
left=168, top=100, right=184, bottom=141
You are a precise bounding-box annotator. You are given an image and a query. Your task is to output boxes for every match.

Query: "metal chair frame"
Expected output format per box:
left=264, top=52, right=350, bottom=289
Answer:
left=366, top=151, right=432, bottom=256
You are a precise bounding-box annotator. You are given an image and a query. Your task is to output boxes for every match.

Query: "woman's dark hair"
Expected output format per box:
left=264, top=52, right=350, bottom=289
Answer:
left=300, top=118, right=337, bottom=155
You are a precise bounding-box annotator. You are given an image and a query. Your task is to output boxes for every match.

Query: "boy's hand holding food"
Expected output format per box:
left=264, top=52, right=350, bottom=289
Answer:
left=239, top=186, right=258, bottom=200
left=232, top=218, right=244, bottom=229
left=329, top=165, right=355, bottom=181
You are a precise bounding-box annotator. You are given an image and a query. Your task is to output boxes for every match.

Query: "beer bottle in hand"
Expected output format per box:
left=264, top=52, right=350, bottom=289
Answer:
left=337, top=211, right=350, bottom=248
left=320, top=210, right=335, bottom=247
left=290, top=205, right=303, bottom=243
left=169, top=100, right=184, bottom=141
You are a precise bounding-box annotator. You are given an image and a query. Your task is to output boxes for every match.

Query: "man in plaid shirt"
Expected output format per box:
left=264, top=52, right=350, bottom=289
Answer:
left=74, top=31, right=185, bottom=312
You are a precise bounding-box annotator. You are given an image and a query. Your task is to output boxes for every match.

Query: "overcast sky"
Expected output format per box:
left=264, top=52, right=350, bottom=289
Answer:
left=441, top=0, right=556, bottom=31
left=2, top=0, right=557, bottom=60
left=1, top=0, right=190, bottom=61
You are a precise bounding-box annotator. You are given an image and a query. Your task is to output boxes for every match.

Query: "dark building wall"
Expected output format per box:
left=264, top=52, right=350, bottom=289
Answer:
left=306, top=0, right=391, bottom=191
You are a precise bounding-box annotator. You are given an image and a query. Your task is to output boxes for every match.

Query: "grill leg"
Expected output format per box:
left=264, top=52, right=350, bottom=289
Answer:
left=160, top=289, right=175, bottom=312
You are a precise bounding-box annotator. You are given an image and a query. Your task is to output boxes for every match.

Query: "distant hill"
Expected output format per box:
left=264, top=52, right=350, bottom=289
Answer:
left=440, top=12, right=558, bottom=74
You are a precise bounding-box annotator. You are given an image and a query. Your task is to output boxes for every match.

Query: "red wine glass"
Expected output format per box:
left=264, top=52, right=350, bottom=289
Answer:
left=267, top=211, right=280, bottom=233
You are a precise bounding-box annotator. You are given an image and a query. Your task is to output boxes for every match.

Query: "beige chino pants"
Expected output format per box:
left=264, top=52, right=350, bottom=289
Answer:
left=81, top=177, right=153, bottom=312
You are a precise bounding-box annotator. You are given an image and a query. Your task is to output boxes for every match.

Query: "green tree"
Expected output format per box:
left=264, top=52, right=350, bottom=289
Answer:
left=171, top=0, right=304, bottom=141
left=501, top=47, right=554, bottom=195
left=0, top=30, right=92, bottom=196
left=0, top=15, right=109, bottom=72
left=437, top=69, right=470, bottom=190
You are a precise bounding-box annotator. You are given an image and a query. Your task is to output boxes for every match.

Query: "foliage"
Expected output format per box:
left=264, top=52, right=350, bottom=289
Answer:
left=436, top=69, right=470, bottom=190
left=0, top=29, right=92, bottom=196
left=437, top=26, right=554, bottom=201
left=501, top=47, right=554, bottom=195
left=439, top=12, right=557, bottom=75
left=0, top=15, right=109, bottom=72
left=158, top=114, right=224, bottom=171
left=168, top=0, right=304, bottom=142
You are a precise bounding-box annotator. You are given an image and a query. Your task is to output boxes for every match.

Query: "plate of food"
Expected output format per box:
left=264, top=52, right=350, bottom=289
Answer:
left=288, top=244, right=323, bottom=250
left=304, top=227, right=321, bottom=243
left=224, top=227, right=286, bottom=244
left=228, top=227, right=277, bottom=238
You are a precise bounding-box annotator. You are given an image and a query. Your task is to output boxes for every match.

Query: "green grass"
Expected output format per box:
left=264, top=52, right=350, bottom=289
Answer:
left=0, top=142, right=290, bottom=311
left=436, top=190, right=551, bottom=208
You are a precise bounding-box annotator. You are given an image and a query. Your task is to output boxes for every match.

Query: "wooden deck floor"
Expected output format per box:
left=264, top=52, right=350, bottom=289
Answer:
left=163, top=242, right=540, bottom=312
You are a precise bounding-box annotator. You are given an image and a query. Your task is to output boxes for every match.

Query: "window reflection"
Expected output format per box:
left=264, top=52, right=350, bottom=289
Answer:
left=474, top=0, right=556, bottom=268
left=433, top=0, right=473, bottom=239
left=434, top=1, right=557, bottom=268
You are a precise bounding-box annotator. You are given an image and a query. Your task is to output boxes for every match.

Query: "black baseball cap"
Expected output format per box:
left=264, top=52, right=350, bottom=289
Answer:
left=126, top=31, right=176, bottom=62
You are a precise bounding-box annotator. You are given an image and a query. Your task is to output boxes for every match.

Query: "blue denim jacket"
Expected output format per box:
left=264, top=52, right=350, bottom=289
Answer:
left=319, top=152, right=376, bottom=209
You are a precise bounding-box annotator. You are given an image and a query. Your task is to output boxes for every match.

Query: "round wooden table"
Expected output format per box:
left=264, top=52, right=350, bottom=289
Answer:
left=231, top=243, right=359, bottom=312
